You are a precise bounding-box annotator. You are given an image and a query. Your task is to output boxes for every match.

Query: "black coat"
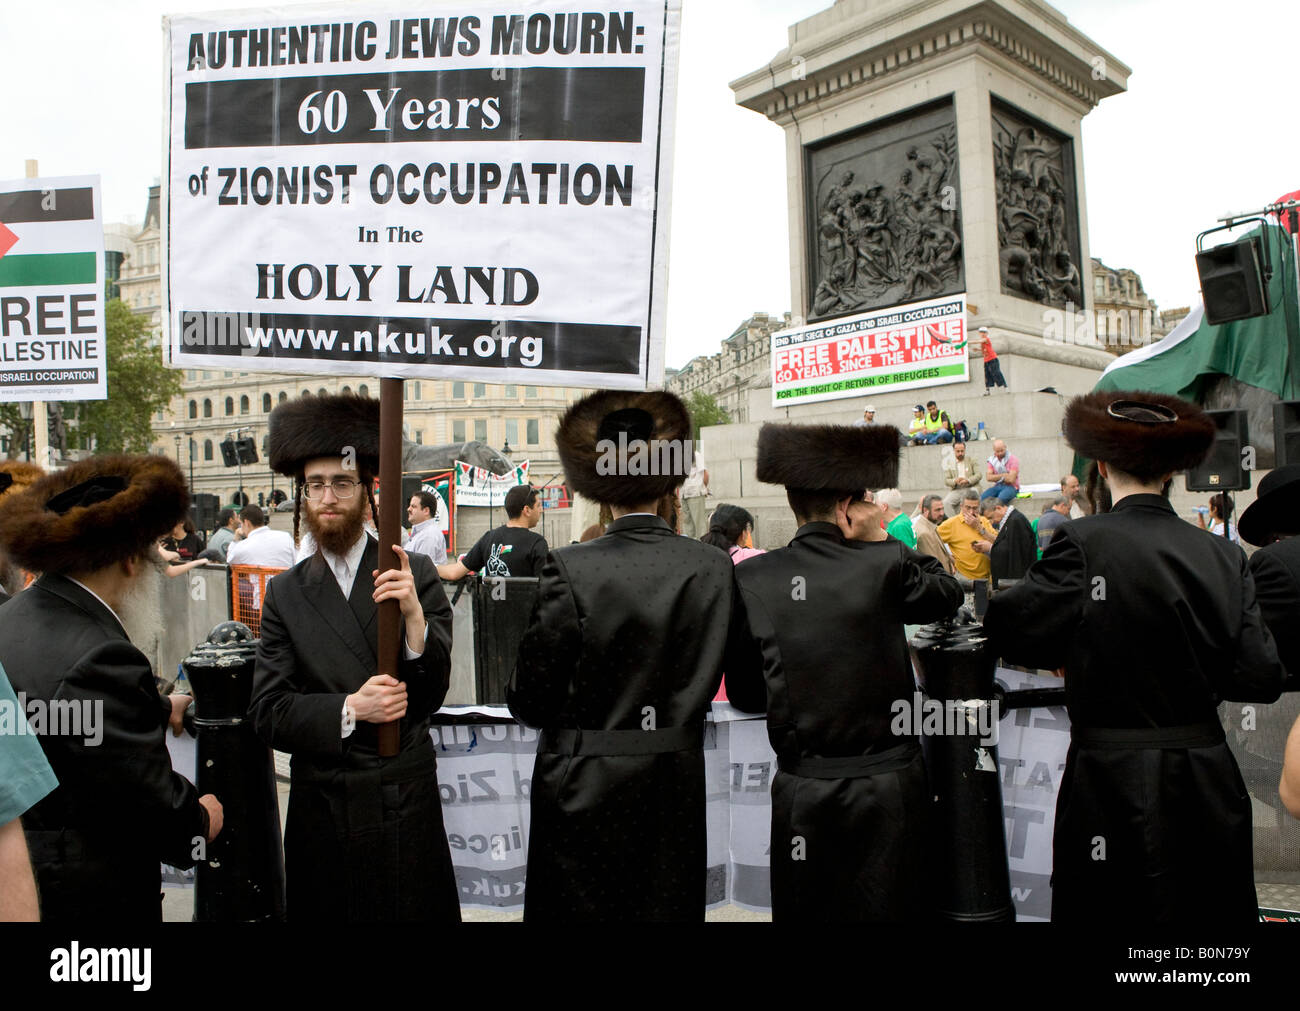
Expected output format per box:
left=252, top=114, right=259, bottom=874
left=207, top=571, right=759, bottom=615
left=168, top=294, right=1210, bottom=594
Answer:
left=508, top=514, right=749, bottom=921
left=728, top=523, right=963, bottom=921
left=248, top=539, right=459, bottom=922
left=0, top=574, right=206, bottom=922
left=984, top=494, right=1283, bottom=923
left=1247, top=536, right=1300, bottom=689
left=990, top=505, right=1037, bottom=585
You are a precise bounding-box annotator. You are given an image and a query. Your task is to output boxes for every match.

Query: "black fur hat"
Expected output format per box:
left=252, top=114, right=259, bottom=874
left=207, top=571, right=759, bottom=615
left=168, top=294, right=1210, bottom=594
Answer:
left=756, top=423, right=901, bottom=492
left=1063, top=390, right=1214, bottom=480
left=556, top=390, right=693, bottom=506
left=268, top=394, right=380, bottom=477
left=0, top=454, right=187, bottom=574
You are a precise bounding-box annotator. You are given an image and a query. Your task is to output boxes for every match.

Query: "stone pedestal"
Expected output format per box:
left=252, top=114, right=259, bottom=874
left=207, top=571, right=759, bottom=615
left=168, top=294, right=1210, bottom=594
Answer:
left=730, top=0, right=1130, bottom=397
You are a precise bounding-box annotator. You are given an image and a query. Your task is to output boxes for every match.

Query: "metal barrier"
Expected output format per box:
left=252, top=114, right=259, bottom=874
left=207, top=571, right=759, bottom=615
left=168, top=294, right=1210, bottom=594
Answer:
left=228, top=565, right=286, bottom=637
left=470, top=577, right=541, bottom=704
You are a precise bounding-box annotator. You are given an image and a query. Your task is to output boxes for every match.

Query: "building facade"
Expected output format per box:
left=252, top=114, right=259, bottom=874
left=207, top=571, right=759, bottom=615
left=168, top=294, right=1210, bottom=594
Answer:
left=1091, top=257, right=1172, bottom=353
left=667, top=312, right=790, bottom=423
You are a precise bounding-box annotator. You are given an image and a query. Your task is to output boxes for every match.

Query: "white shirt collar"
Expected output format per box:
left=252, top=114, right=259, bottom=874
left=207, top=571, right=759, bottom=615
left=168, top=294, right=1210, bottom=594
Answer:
left=320, top=531, right=369, bottom=599
left=411, top=517, right=436, bottom=534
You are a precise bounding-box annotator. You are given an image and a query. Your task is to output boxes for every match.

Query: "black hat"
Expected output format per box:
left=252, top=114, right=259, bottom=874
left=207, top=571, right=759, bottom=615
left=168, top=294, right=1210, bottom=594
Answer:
left=1239, top=465, right=1300, bottom=546
left=1063, top=390, right=1214, bottom=480
left=268, top=394, right=380, bottom=477
left=555, top=390, right=692, bottom=506
left=757, top=423, right=901, bottom=493
left=0, top=455, right=187, bottom=574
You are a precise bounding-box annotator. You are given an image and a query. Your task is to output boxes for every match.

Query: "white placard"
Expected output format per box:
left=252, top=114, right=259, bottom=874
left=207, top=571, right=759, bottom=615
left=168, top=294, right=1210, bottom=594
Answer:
left=163, top=2, right=681, bottom=390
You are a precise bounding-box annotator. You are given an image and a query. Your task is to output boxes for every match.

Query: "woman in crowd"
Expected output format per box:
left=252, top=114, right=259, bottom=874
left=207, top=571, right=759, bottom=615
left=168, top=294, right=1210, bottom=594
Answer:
left=700, top=503, right=764, bottom=564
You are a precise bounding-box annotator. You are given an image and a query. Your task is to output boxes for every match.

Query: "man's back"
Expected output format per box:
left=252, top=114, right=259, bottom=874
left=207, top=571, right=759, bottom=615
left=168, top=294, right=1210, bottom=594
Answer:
left=731, top=526, right=960, bottom=755
left=986, top=494, right=1281, bottom=725
left=464, top=524, right=547, bottom=579
left=228, top=526, right=295, bottom=569
left=510, top=516, right=733, bottom=727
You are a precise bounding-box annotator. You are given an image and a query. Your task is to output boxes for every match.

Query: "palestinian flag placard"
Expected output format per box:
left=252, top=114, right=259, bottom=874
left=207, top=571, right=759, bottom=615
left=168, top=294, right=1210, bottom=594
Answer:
left=0, top=175, right=107, bottom=402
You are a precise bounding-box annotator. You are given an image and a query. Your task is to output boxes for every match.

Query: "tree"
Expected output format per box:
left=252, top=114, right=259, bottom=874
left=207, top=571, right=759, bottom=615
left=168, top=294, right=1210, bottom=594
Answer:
left=65, top=299, right=183, bottom=454
left=685, top=390, right=730, bottom=440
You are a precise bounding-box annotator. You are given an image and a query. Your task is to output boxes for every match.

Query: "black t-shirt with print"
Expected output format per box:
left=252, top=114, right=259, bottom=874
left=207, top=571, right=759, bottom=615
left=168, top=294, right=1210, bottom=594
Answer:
left=463, top=525, right=549, bottom=578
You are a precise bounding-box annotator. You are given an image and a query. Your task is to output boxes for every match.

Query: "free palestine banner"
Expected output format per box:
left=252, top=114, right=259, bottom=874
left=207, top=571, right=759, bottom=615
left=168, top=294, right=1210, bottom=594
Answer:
left=0, top=176, right=107, bottom=402
left=163, top=2, right=681, bottom=391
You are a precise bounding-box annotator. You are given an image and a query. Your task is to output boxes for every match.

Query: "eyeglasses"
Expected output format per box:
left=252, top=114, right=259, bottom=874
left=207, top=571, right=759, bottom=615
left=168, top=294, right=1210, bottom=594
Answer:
left=303, top=478, right=361, bottom=499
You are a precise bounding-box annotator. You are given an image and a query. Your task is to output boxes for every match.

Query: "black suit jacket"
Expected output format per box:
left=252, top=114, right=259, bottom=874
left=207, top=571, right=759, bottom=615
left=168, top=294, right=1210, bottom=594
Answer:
left=990, top=506, right=1038, bottom=586
left=1248, top=536, right=1300, bottom=689
left=249, top=538, right=453, bottom=759
left=0, top=574, right=205, bottom=921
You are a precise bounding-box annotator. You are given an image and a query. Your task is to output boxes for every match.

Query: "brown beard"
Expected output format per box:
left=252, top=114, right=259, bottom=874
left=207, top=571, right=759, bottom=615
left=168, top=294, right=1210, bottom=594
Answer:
left=303, top=493, right=366, bottom=555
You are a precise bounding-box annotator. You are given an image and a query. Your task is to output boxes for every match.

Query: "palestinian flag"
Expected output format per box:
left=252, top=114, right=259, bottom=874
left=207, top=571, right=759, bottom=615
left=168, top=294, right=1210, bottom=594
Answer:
left=1095, top=195, right=1300, bottom=401
left=0, top=185, right=98, bottom=287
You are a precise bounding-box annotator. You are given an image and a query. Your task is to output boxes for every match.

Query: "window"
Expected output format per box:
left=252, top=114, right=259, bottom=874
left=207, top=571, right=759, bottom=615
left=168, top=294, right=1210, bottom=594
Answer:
left=186, top=370, right=196, bottom=381
left=240, top=395, right=249, bottom=414
left=225, top=396, right=234, bottom=415
left=155, top=410, right=164, bottom=422
left=527, top=419, right=539, bottom=444
left=525, top=386, right=538, bottom=398
left=411, top=381, right=421, bottom=400
left=224, top=371, right=233, bottom=378
left=302, top=389, right=311, bottom=398
left=204, top=439, right=214, bottom=461
left=505, top=419, right=518, bottom=444
left=279, top=391, right=288, bottom=403
left=318, top=387, right=327, bottom=397
left=474, top=419, right=487, bottom=442
left=358, top=384, right=369, bottom=397
left=203, top=399, right=212, bottom=418
left=452, top=382, right=465, bottom=399
left=415, top=431, right=423, bottom=445
left=473, top=383, right=486, bottom=398
left=262, top=435, right=270, bottom=454
left=505, top=385, right=517, bottom=397
left=188, top=400, right=197, bottom=419
left=262, top=393, right=272, bottom=412
left=453, top=420, right=466, bottom=442
left=341, top=385, right=352, bottom=395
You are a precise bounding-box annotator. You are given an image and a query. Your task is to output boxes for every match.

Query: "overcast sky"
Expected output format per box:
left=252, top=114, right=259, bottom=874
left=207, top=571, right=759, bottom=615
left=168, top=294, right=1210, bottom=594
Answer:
left=2, top=0, right=1293, bottom=371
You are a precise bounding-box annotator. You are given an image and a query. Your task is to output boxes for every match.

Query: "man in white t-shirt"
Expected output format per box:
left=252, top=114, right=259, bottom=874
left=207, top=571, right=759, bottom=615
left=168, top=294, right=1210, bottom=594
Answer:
left=226, top=504, right=295, bottom=569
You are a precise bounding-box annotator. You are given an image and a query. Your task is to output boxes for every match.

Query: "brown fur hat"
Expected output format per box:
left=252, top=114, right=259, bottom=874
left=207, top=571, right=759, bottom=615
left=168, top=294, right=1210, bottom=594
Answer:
left=757, top=423, right=901, bottom=492
left=0, top=461, right=44, bottom=501
left=556, top=390, right=693, bottom=506
left=268, top=394, right=380, bottom=477
left=1063, top=390, right=1215, bottom=480
left=0, top=454, right=188, bottom=574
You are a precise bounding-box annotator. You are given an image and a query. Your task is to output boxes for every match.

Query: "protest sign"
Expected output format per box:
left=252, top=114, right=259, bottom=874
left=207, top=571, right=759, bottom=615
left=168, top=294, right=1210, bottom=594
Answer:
left=772, top=293, right=968, bottom=407
left=0, top=176, right=106, bottom=401
left=163, top=2, right=681, bottom=390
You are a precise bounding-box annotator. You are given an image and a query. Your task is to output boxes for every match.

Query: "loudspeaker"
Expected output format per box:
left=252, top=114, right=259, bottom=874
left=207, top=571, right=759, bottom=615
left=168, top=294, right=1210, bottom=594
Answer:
left=192, top=492, right=220, bottom=531
left=235, top=437, right=258, bottom=465
left=1185, top=409, right=1251, bottom=492
left=1274, top=401, right=1300, bottom=468
left=1196, top=237, right=1267, bottom=325
left=219, top=439, right=239, bottom=467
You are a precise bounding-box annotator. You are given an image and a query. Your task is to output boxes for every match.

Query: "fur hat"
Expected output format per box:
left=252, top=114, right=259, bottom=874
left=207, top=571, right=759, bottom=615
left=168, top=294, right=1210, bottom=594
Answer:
left=0, top=454, right=188, bottom=574
left=555, top=390, right=692, bottom=506
left=0, top=461, right=44, bottom=502
left=1063, top=390, right=1215, bottom=480
left=268, top=394, right=380, bottom=477
left=757, top=423, right=901, bottom=492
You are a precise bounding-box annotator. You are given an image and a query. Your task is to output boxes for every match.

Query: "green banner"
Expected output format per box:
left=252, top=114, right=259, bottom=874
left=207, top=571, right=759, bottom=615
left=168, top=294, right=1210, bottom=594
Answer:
left=0, top=251, right=96, bottom=287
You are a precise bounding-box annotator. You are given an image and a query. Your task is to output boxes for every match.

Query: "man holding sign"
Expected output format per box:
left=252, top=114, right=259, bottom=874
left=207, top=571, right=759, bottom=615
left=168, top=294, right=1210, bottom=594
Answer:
left=249, top=394, right=458, bottom=922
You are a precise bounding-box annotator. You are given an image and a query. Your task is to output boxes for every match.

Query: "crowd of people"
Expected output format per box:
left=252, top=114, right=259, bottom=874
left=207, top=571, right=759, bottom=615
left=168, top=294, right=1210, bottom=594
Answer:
left=2, top=385, right=1300, bottom=929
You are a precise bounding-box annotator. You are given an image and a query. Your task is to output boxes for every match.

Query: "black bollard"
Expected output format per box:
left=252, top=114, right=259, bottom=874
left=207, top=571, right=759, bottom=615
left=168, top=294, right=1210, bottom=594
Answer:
left=909, top=617, right=1015, bottom=922
left=183, top=626, right=286, bottom=922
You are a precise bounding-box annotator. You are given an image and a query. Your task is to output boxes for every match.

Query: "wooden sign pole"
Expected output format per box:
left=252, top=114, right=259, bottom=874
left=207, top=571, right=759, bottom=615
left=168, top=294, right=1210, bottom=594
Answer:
left=376, top=377, right=403, bottom=757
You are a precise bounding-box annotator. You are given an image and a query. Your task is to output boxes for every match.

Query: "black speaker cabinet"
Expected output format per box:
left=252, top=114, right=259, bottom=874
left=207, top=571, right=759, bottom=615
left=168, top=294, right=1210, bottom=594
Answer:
left=192, top=493, right=220, bottom=531
left=1196, top=237, right=1267, bottom=326
left=1274, top=401, right=1300, bottom=468
left=219, top=438, right=239, bottom=467
left=235, top=436, right=258, bottom=465
left=1186, top=409, right=1251, bottom=491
